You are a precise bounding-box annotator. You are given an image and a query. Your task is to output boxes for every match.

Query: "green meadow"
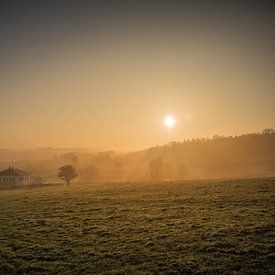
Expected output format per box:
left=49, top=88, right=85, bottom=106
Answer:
left=0, top=178, right=274, bottom=274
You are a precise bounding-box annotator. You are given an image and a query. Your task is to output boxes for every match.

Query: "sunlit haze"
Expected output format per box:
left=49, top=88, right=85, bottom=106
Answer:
left=164, top=116, right=175, bottom=128
left=0, top=3, right=275, bottom=272
left=0, top=1, right=274, bottom=151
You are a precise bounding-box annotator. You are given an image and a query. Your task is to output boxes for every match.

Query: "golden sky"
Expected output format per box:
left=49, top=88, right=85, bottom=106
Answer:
left=0, top=1, right=274, bottom=150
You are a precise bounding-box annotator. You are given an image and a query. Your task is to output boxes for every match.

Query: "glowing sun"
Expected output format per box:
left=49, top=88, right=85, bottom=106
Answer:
left=164, top=116, right=175, bottom=128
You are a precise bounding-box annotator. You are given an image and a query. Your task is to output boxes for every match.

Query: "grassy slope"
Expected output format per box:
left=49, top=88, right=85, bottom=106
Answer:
left=0, top=178, right=274, bottom=274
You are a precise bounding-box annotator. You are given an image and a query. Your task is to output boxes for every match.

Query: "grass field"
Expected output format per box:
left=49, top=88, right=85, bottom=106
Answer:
left=0, top=178, right=274, bottom=274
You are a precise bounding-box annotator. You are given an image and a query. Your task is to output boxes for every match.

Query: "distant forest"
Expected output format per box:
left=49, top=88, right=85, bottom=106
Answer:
left=0, top=129, right=274, bottom=182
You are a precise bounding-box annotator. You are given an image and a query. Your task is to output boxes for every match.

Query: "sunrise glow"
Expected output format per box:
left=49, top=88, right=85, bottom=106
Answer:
left=164, top=116, right=175, bottom=128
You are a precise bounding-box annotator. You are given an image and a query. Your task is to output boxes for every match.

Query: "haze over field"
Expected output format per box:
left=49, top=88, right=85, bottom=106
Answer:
left=1, top=1, right=275, bottom=274
left=0, top=130, right=275, bottom=183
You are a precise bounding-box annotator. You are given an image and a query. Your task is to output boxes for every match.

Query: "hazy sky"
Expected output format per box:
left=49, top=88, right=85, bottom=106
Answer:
left=0, top=0, right=274, bottom=150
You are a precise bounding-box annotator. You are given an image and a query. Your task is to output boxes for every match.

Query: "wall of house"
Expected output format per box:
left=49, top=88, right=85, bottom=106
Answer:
left=0, top=176, right=30, bottom=187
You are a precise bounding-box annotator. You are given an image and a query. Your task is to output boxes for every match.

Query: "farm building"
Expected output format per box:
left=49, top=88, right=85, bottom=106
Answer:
left=0, top=167, right=30, bottom=188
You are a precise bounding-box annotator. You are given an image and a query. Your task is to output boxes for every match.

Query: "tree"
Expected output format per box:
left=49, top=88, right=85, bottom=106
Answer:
left=147, top=157, right=171, bottom=181
left=262, top=128, right=275, bottom=135
left=58, top=165, right=78, bottom=185
left=79, top=165, right=99, bottom=183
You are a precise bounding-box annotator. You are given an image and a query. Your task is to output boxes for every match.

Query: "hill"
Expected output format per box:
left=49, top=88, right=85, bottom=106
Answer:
left=0, top=129, right=274, bottom=182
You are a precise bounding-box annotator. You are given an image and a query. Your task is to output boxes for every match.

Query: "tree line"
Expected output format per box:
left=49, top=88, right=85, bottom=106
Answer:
left=55, top=129, right=275, bottom=184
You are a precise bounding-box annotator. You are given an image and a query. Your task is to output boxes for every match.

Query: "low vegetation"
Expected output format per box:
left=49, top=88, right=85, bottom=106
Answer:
left=0, top=178, right=274, bottom=274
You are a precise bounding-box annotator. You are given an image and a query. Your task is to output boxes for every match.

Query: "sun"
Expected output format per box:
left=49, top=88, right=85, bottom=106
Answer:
left=164, top=116, right=175, bottom=128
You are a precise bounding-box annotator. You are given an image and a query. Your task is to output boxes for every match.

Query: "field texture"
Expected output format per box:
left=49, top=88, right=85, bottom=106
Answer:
left=0, top=178, right=274, bottom=274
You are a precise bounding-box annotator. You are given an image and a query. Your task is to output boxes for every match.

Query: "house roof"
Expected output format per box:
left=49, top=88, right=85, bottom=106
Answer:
left=0, top=167, right=30, bottom=176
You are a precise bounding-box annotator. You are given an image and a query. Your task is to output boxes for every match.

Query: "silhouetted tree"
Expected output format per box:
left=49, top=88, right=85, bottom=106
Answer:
left=262, top=128, right=275, bottom=135
left=79, top=165, right=99, bottom=183
left=58, top=165, right=78, bottom=185
left=148, top=157, right=171, bottom=180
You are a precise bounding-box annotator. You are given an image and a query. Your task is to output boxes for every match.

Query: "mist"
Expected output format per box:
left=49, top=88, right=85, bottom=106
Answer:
left=1, top=129, right=274, bottom=184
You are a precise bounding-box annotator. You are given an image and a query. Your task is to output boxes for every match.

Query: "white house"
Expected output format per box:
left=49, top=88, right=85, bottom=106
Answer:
left=0, top=167, right=30, bottom=188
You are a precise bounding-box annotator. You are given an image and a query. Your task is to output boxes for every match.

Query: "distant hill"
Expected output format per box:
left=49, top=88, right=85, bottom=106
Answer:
left=132, top=129, right=275, bottom=180
left=0, top=148, right=102, bottom=162
left=0, top=129, right=274, bottom=182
